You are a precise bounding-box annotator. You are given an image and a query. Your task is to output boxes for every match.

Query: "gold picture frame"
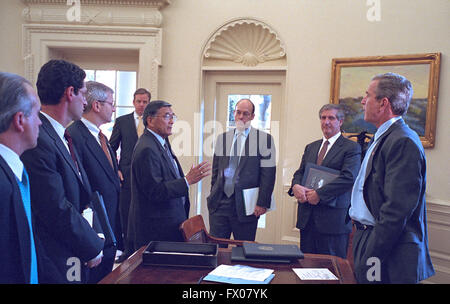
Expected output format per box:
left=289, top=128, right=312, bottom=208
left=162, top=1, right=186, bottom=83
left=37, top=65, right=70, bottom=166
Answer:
left=330, top=53, right=441, bottom=148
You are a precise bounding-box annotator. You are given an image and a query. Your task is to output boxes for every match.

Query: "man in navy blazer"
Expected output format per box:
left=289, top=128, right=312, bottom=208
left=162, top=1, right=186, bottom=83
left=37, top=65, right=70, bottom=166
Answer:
left=349, top=73, right=434, bottom=283
left=288, top=104, right=361, bottom=258
left=21, top=60, right=104, bottom=283
left=67, top=81, right=122, bottom=282
left=110, top=88, right=150, bottom=260
left=127, top=100, right=211, bottom=248
left=0, top=72, right=42, bottom=283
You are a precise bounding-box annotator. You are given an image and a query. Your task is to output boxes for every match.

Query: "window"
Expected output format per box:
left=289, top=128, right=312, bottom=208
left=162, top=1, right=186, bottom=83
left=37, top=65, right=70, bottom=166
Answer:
left=227, top=94, right=272, bottom=131
left=85, top=70, right=137, bottom=138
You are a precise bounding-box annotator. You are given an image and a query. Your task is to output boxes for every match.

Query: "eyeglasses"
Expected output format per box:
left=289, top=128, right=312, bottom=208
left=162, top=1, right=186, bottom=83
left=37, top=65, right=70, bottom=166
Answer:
left=234, top=110, right=252, bottom=118
left=97, top=100, right=116, bottom=107
left=153, top=113, right=177, bottom=121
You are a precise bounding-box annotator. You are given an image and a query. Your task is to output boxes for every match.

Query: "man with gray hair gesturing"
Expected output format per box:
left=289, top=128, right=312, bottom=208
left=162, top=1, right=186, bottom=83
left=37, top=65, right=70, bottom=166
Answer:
left=349, top=73, right=434, bottom=283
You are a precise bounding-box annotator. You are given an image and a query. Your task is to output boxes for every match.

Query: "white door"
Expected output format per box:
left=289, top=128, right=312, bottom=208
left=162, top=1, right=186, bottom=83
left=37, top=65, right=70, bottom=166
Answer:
left=201, top=70, right=285, bottom=244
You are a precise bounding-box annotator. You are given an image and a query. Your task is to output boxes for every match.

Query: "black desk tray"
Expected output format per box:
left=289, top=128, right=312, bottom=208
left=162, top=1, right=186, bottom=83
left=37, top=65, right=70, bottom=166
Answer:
left=142, top=241, right=218, bottom=268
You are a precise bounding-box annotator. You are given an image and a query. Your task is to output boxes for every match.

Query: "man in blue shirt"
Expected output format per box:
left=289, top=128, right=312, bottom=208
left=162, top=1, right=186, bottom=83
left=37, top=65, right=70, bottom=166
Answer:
left=0, top=72, right=41, bottom=283
left=349, top=73, right=434, bottom=283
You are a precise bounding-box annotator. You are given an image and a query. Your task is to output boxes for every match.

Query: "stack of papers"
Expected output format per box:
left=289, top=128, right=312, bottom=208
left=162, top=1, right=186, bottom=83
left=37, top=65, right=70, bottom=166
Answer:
left=292, top=268, right=338, bottom=280
left=203, top=264, right=275, bottom=284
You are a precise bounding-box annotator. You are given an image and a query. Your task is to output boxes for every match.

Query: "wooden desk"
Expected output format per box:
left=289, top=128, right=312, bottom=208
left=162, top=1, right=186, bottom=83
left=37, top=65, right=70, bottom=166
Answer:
left=99, top=246, right=356, bottom=284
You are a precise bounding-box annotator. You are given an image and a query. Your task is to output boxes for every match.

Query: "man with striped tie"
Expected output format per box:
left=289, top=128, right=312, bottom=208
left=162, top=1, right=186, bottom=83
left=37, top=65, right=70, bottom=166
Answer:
left=67, top=81, right=122, bottom=282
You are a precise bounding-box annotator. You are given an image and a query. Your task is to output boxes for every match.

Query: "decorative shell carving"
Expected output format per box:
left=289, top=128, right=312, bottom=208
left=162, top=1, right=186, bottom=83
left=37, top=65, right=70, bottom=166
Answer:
left=204, top=20, right=286, bottom=67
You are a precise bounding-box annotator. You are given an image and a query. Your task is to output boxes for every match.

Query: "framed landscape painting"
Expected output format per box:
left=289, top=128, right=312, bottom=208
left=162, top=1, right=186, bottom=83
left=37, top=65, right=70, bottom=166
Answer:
left=330, top=53, right=441, bottom=148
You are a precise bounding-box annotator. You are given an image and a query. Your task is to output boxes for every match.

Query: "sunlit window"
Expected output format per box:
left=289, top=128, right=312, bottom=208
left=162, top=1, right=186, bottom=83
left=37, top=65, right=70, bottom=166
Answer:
left=227, top=94, right=272, bottom=131
left=85, top=70, right=137, bottom=138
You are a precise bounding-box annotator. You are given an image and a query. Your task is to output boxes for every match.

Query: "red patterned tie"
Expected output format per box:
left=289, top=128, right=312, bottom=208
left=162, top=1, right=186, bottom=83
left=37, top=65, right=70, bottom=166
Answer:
left=316, top=140, right=329, bottom=166
left=64, top=130, right=80, bottom=173
left=99, top=130, right=114, bottom=168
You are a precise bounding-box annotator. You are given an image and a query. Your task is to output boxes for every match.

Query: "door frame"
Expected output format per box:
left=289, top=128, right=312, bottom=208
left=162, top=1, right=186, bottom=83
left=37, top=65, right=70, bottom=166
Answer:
left=198, top=69, right=288, bottom=244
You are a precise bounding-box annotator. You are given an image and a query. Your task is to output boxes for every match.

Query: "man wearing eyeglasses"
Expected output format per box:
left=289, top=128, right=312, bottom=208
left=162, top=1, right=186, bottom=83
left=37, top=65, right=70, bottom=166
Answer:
left=207, top=98, right=276, bottom=244
left=66, top=81, right=122, bottom=282
left=127, top=100, right=211, bottom=248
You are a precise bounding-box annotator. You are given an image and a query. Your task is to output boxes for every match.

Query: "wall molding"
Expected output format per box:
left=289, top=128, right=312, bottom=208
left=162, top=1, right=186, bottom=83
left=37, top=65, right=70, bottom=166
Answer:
left=23, top=23, right=162, bottom=97
left=203, top=18, right=286, bottom=67
left=22, top=0, right=169, bottom=27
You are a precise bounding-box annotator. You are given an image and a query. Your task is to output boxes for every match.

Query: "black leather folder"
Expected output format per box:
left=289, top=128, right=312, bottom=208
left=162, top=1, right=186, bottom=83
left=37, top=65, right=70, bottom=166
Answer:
left=242, top=243, right=304, bottom=260
left=301, top=162, right=340, bottom=190
left=91, top=191, right=117, bottom=248
left=231, top=246, right=291, bottom=263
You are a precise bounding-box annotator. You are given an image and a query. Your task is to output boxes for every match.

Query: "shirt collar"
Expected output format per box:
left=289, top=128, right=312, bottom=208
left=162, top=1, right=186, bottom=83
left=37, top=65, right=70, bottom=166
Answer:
left=374, top=116, right=402, bottom=142
left=0, top=143, right=24, bottom=181
left=134, top=111, right=141, bottom=119
left=41, top=111, right=66, bottom=142
left=147, top=128, right=166, bottom=148
left=81, top=117, right=100, bottom=137
left=322, top=131, right=341, bottom=146
left=235, top=126, right=251, bottom=138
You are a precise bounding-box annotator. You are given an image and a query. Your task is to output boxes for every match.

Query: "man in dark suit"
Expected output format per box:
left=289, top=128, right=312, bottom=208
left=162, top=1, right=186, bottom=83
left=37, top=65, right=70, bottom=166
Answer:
left=21, top=60, right=104, bottom=283
left=67, top=81, right=122, bottom=282
left=349, top=72, right=434, bottom=283
left=0, top=72, right=42, bottom=283
left=288, top=104, right=361, bottom=258
left=207, top=99, right=276, bottom=243
left=128, top=100, right=211, bottom=248
left=110, top=88, right=150, bottom=261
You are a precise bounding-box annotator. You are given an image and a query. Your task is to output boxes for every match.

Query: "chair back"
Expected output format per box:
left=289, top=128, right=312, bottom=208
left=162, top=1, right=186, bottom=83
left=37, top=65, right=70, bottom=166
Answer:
left=180, top=215, right=209, bottom=243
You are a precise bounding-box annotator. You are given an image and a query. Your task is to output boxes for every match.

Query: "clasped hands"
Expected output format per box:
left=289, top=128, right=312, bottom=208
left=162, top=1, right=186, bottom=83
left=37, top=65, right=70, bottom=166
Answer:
left=185, top=161, right=212, bottom=185
left=291, top=184, right=320, bottom=205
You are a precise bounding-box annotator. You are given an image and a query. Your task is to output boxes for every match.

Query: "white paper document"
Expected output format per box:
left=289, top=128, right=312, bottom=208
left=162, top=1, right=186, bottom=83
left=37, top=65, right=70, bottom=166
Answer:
left=292, top=268, right=338, bottom=280
left=208, top=264, right=274, bottom=282
left=82, top=207, right=93, bottom=228
left=242, top=187, right=275, bottom=216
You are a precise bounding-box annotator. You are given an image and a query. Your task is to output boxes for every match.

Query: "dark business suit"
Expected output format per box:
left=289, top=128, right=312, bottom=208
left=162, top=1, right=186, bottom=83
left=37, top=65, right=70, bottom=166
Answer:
left=110, top=112, right=138, bottom=252
left=0, top=156, right=35, bottom=283
left=67, top=120, right=122, bottom=282
left=21, top=114, right=104, bottom=284
left=353, top=118, right=434, bottom=283
left=288, top=135, right=361, bottom=258
left=128, top=129, right=190, bottom=248
left=207, top=127, right=276, bottom=240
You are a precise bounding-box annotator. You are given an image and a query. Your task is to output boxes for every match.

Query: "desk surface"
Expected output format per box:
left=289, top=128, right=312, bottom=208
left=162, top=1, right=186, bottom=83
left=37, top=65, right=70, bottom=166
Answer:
left=99, top=246, right=356, bottom=284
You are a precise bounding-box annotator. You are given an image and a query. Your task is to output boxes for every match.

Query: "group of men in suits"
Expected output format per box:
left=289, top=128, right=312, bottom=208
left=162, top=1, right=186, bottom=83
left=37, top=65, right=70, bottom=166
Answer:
left=0, top=57, right=434, bottom=284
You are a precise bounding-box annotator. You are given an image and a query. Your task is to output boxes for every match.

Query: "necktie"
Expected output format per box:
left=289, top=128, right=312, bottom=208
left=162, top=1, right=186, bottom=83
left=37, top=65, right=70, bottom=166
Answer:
left=16, top=168, right=38, bottom=284
left=164, top=142, right=180, bottom=178
left=137, top=116, right=145, bottom=137
left=64, top=130, right=80, bottom=173
left=164, top=142, right=184, bottom=206
left=223, top=131, right=243, bottom=197
left=99, top=130, right=114, bottom=168
left=316, top=140, right=329, bottom=166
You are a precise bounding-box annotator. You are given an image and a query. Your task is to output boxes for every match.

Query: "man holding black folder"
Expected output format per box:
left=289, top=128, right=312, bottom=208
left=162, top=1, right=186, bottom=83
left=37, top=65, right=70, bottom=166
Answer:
left=67, top=81, right=122, bottom=282
left=288, top=104, right=361, bottom=258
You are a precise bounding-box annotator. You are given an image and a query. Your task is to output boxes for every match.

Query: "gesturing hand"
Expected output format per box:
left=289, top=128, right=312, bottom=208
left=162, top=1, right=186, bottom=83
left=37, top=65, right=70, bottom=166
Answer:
left=185, top=161, right=212, bottom=185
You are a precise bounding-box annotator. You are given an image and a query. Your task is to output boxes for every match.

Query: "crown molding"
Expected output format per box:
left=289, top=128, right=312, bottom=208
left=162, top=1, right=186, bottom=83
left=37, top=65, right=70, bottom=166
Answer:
left=22, top=0, right=169, bottom=26
left=22, top=0, right=170, bottom=8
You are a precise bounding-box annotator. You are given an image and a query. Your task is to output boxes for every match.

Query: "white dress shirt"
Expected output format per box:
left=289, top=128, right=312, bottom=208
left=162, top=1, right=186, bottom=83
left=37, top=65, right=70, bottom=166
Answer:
left=0, top=143, right=24, bottom=181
